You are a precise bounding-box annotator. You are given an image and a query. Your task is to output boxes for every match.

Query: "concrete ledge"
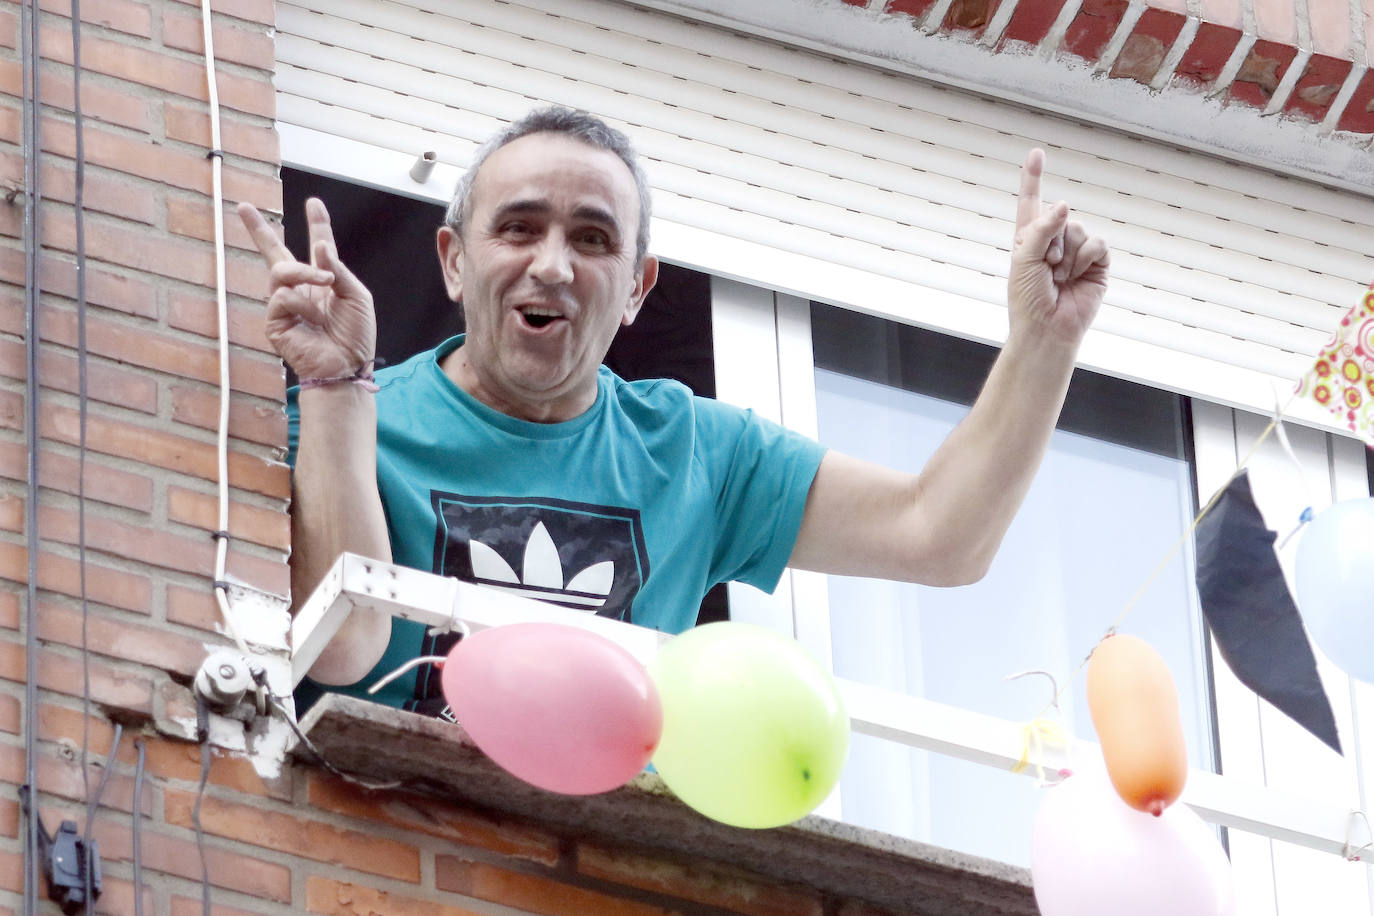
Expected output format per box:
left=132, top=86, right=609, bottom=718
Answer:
left=299, top=694, right=1037, bottom=915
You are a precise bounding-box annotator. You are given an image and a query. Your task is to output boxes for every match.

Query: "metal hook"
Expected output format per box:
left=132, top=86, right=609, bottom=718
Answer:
left=1005, top=669, right=1061, bottom=710
left=1343, top=810, right=1373, bottom=862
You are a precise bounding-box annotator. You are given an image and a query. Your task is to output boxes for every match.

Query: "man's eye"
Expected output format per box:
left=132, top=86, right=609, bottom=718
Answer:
left=502, top=223, right=532, bottom=236
left=577, top=230, right=610, bottom=248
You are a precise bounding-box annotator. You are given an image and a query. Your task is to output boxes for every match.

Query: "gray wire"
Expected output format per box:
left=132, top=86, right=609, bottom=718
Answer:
left=81, top=723, right=121, bottom=916
left=19, top=0, right=42, bottom=908
left=131, top=741, right=146, bottom=916
left=193, top=740, right=212, bottom=916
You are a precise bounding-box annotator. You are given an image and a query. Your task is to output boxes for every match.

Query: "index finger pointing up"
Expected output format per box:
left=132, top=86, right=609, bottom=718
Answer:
left=1016, top=148, right=1045, bottom=232
left=305, top=197, right=339, bottom=270
left=237, top=202, right=296, bottom=268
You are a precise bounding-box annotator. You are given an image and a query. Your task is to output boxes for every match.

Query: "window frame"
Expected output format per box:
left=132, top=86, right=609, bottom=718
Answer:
left=711, top=277, right=1374, bottom=902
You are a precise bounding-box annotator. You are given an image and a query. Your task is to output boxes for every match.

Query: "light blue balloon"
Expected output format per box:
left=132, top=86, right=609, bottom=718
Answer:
left=1294, top=498, right=1374, bottom=684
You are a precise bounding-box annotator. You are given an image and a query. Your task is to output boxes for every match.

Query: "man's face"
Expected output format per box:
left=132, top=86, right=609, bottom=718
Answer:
left=438, top=132, right=657, bottom=421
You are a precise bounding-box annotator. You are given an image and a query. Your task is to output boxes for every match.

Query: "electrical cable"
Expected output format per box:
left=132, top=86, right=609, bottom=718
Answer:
left=69, top=0, right=93, bottom=853
left=19, top=0, right=43, bottom=910
left=264, top=692, right=402, bottom=790
left=131, top=740, right=146, bottom=916
left=81, top=723, right=121, bottom=916
left=192, top=739, right=212, bottom=916
left=199, top=0, right=251, bottom=658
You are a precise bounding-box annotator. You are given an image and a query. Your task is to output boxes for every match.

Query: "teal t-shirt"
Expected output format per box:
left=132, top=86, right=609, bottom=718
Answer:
left=291, top=336, right=826, bottom=712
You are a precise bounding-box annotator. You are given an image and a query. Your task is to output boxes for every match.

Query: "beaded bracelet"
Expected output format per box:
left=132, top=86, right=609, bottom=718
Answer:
left=298, top=361, right=380, bottom=393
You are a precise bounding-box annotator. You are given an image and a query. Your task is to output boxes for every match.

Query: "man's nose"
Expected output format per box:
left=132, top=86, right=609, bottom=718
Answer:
left=528, top=232, right=574, bottom=285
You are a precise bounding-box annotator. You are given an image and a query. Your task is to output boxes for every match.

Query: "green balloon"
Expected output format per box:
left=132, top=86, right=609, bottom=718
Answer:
left=649, top=622, right=849, bottom=829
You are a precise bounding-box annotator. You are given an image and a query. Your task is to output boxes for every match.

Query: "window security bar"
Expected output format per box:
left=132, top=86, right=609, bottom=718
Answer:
left=290, top=552, right=1362, bottom=859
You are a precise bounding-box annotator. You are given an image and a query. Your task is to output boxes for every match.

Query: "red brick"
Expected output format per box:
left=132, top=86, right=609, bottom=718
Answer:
left=164, top=103, right=280, bottom=166
left=35, top=503, right=290, bottom=596
left=1284, top=54, right=1354, bottom=121
left=0, top=441, right=155, bottom=513
left=35, top=599, right=210, bottom=678
left=435, top=856, right=676, bottom=916
left=0, top=850, right=20, bottom=895
left=577, top=843, right=824, bottom=916
left=39, top=405, right=290, bottom=500
left=166, top=483, right=289, bottom=550
left=1174, top=22, right=1243, bottom=86
left=38, top=0, right=154, bottom=38
left=167, top=194, right=258, bottom=252
left=0, top=248, right=160, bottom=319
left=36, top=25, right=274, bottom=119
left=171, top=383, right=287, bottom=448
left=94, top=818, right=292, bottom=902
left=307, top=773, right=561, bottom=866
left=941, top=0, right=1002, bottom=35
left=0, top=542, right=153, bottom=613
left=133, top=736, right=291, bottom=800
left=166, top=0, right=276, bottom=28
left=884, top=0, right=939, bottom=21
left=0, top=297, right=284, bottom=399
left=0, top=589, right=16, bottom=628
left=1110, top=8, right=1184, bottom=81
left=0, top=492, right=20, bottom=531
left=0, top=388, right=22, bottom=431
left=162, top=8, right=274, bottom=69
left=1, top=152, right=163, bottom=225
left=173, top=898, right=276, bottom=916
left=0, top=57, right=152, bottom=132
left=166, top=582, right=220, bottom=632
left=1227, top=39, right=1299, bottom=107
left=167, top=290, right=274, bottom=353
left=164, top=789, right=422, bottom=883
left=26, top=112, right=281, bottom=222
left=1335, top=68, right=1374, bottom=133
left=306, top=877, right=482, bottom=916
left=0, top=692, right=19, bottom=734
left=0, top=797, right=17, bottom=839
left=0, top=336, right=159, bottom=413
left=0, top=638, right=153, bottom=718
left=1060, top=0, right=1129, bottom=62
left=1000, top=0, right=1067, bottom=46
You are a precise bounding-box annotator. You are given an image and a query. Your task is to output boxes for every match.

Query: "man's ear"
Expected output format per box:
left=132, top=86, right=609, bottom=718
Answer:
left=436, top=226, right=464, bottom=302
left=621, top=255, right=659, bottom=327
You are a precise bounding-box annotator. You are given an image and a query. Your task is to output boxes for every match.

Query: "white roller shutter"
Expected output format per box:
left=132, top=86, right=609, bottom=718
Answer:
left=273, top=0, right=1374, bottom=436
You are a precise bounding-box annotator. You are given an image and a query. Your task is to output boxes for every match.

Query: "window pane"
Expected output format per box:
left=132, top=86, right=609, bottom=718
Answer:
left=811, top=306, right=1213, bottom=866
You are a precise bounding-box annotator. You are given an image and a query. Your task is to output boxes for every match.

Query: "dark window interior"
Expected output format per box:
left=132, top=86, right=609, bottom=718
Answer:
left=281, top=168, right=728, bottom=623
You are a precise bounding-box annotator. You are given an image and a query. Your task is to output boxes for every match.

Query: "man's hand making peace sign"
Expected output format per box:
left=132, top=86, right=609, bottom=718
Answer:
left=239, top=197, right=377, bottom=382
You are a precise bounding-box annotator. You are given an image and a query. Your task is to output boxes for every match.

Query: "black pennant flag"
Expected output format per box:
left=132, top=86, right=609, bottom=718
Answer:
left=1194, top=471, right=1342, bottom=754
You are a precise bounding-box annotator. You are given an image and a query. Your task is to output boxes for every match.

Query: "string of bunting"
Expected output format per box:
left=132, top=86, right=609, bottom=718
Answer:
left=1017, top=280, right=1374, bottom=775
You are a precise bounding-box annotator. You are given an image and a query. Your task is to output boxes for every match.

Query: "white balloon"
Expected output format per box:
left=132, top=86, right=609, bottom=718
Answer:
left=1295, top=498, right=1374, bottom=684
left=1032, top=766, right=1235, bottom=916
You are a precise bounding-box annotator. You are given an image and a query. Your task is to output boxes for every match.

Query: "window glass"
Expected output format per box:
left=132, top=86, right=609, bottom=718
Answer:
left=811, top=303, right=1215, bottom=866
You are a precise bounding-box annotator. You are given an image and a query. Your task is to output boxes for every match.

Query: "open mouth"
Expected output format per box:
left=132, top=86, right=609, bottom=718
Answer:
left=519, top=307, right=564, bottom=329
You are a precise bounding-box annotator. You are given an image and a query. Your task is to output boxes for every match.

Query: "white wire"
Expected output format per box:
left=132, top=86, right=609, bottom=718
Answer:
left=202, top=0, right=251, bottom=657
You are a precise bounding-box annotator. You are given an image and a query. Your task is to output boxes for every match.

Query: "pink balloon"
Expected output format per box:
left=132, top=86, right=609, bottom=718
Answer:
left=441, top=623, right=662, bottom=795
left=1032, top=766, right=1235, bottom=916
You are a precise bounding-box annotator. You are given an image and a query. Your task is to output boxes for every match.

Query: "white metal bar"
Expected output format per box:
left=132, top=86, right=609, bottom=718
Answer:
left=289, top=553, right=1365, bottom=858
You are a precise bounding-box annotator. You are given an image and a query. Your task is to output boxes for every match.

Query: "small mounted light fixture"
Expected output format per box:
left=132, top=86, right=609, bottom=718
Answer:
left=409, top=151, right=438, bottom=184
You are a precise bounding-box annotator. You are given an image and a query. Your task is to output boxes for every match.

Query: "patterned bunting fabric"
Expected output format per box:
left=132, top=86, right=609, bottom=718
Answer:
left=1297, top=284, right=1374, bottom=446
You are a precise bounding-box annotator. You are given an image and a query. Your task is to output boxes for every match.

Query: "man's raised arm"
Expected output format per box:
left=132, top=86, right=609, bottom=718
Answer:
left=240, top=198, right=393, bottom=684
left=788, top=149, right=1110, bottom=585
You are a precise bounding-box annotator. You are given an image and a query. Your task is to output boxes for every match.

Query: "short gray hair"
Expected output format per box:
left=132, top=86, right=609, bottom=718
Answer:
left=445, top=106, right=652, bottom=266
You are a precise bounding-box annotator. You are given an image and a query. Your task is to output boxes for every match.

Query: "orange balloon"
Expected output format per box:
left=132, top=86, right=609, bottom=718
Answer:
left=1086, top=633, right=1188, bottom=816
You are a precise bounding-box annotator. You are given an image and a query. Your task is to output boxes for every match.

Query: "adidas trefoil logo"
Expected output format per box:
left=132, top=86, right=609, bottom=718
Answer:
left=468, top=521, right=613, bottom=610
